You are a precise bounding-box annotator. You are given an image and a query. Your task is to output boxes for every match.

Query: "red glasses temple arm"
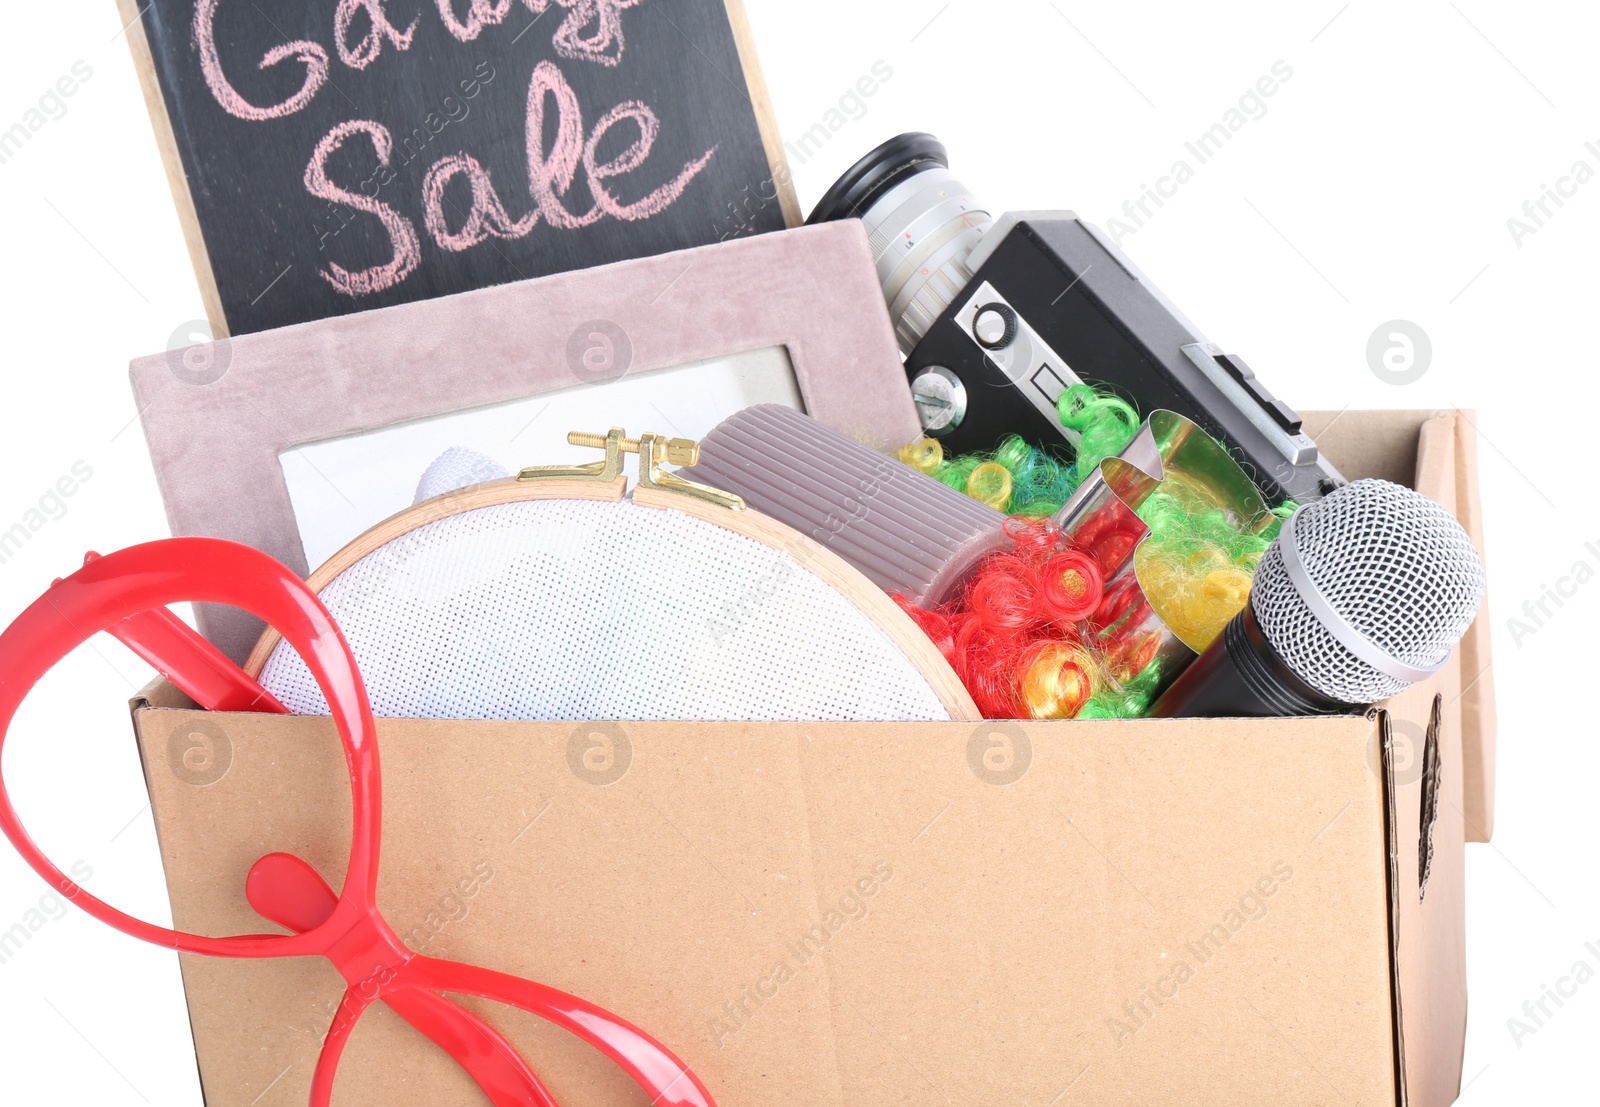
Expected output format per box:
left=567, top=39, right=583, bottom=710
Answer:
left=68, top=549, right=287, bottom=715
left=105, top=604, right=288, bottom=714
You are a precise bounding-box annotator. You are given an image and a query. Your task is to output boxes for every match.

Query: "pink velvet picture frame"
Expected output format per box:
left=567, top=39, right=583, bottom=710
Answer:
left=128, top=221, right=916, bottom=660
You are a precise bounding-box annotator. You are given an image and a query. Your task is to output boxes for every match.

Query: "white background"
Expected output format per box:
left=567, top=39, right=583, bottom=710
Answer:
left=0, top=0, right=1594, bottom=1102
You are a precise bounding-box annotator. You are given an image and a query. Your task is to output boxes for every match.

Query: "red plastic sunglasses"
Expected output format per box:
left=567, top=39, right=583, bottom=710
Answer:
left=0, top=537, right=718, bottom=1107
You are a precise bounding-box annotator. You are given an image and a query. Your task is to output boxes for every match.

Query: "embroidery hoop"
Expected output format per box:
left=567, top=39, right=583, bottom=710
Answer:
left=245, top=428, right=979, bottom=721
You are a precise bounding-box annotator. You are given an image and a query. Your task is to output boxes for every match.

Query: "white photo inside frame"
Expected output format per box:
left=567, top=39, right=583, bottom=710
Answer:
left=280, top=346, right=802, bottom=570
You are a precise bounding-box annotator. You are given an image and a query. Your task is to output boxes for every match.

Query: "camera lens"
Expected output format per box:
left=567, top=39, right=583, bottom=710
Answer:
left=808, top=133, right=992, bottom=355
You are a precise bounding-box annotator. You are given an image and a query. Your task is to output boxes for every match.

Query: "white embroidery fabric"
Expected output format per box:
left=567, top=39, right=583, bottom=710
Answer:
left=261, top=497, right=951, bottom=722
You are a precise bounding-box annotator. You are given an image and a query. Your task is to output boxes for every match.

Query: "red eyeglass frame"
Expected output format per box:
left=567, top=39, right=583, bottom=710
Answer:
left=0, top=537, right=717, bottom=1107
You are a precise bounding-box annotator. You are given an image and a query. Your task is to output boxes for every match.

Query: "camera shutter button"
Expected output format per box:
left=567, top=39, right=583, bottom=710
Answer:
left=972, top=302, right=1018, bottom=350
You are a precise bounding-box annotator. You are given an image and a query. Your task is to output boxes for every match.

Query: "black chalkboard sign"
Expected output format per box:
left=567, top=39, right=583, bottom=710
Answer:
left=121, top=0, right=797, bottom=335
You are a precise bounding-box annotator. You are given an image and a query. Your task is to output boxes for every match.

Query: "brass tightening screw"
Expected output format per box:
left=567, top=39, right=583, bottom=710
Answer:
left=567, top=431, right=700, bottom=467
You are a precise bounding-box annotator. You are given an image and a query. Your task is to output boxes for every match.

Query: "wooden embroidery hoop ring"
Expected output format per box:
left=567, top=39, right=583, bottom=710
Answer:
left=244, top=428, right=980, bottom=721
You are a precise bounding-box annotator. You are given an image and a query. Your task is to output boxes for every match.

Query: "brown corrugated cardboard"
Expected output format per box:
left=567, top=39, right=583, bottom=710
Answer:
left=1302, top=409, right=1495, bottom=848
left=1390, top=414, right=1467, bottom=1107
left=1451, top=414, right=1497, bottom=844
left=129, top=410, right=1493, bottom=1106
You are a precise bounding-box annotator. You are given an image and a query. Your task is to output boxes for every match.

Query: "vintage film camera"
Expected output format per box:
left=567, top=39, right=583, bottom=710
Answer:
left=807, top=133, right=1345, bottom=505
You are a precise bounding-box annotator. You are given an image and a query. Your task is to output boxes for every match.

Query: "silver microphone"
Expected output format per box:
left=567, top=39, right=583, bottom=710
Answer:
left=1151, top=479, right=1486, bottom=717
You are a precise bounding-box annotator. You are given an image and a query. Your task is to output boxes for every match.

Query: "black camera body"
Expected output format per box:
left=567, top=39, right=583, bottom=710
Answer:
left=904, top=212, right=1342, bottom=505
left=808, top=133, right=1344, bottom=506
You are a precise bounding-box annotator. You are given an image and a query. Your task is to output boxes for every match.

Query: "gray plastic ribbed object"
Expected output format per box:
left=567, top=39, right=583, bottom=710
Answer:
left=685, top=405, right=1008, bottom=606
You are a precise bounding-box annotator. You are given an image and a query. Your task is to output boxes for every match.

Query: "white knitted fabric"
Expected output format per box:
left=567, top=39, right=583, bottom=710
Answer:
left=261, top=497, right=950, bottom=722
left=413, top=447, right=509, bottom=504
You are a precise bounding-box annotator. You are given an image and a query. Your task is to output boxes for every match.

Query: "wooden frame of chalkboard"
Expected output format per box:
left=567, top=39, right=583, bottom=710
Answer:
left=118, top=0, right=800, bottom=336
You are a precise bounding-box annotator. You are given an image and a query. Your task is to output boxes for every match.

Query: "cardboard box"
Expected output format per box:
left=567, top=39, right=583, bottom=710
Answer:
left=131, top=409, right=1494, bottom=1106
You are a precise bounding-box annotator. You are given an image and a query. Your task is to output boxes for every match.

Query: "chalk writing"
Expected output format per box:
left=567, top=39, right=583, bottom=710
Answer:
left=133, top=0, right=783, bottom=331
left=308, top=60, right=716, bottom=292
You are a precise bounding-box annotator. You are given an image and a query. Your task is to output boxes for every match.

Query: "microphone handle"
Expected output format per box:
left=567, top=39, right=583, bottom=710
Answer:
left=1148, top=602, right=1354, bottom=718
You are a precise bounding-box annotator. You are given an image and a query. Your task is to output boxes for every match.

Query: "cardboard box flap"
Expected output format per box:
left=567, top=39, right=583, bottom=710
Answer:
left=1305, top=409, right=1496, bottom=845
left=1450, top=414, right=1497, bottom=843
left=1303, top=408, right=1423, bottom=491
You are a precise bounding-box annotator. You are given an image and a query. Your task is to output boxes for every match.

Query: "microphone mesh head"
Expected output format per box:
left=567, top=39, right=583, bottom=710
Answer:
left=1251, top=479, right=1486, bottom=704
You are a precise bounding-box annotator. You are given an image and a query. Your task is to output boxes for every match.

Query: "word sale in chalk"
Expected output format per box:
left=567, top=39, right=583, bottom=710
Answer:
left=305, top=60, right=716, bottom=296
